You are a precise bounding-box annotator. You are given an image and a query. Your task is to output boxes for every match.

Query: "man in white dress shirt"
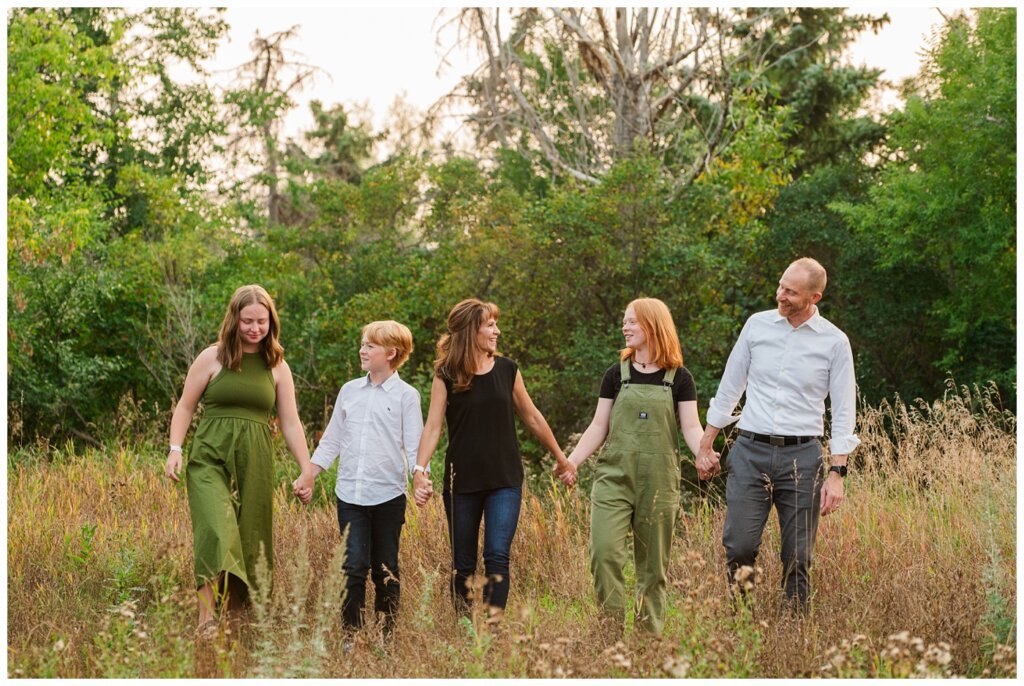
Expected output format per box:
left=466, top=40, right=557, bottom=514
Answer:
left=696, top=257, right=860, bottom=612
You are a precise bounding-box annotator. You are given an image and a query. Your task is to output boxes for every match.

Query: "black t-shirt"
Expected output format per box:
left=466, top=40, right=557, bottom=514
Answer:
left=599, top=362, right=697, bottom=408
left=442, top=355, right=523, bottom=494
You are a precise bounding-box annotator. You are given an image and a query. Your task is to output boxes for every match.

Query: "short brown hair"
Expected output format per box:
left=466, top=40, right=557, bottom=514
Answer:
left=362, top=320, right=414, bottom=369
left=790, top=257, right=827, bottom=294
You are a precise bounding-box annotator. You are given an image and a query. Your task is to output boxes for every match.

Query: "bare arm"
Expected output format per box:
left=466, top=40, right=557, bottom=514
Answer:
left=415, top=376, right=447, bottom=470
left=165, top=345, right=220, bottom=482
left=677, top=400, right=704, bottom=457
left=273, top=360, right=312, bottom=472
left=512, top=370, right=569, bottom=467
left=413, top=375, right=447, bottom=506
left=567, top=398, right=613, bottom=469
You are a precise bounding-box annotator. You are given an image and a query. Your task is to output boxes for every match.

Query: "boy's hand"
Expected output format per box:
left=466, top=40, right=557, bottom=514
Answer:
left=292, top=472, right=314, bottom=504
left=413, top=471, right=433, bottom=507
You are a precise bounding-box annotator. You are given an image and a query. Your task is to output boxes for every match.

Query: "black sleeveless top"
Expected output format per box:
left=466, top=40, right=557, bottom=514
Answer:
left=441, top=355, right=522, bottom=494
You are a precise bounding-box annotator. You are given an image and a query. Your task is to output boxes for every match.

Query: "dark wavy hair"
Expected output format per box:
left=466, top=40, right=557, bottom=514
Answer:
left=433, top=298, right=500, bottom=392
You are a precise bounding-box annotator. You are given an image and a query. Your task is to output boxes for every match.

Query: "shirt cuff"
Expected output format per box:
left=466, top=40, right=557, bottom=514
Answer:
left=705, top=397, right=742, bottom=429
left=828, top=434, right=861, bottom=456
left=310, top=450, right=335, bottom=471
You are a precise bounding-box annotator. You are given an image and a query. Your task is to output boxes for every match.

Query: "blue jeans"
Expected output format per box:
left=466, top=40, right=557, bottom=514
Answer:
left=443, top=486, right=522, bottom=612
left=336, top=494, right=406, bottom=629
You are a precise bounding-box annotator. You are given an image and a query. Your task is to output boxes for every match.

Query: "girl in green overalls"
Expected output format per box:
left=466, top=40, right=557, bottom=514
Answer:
left=562, top=298, right=708, bottom=636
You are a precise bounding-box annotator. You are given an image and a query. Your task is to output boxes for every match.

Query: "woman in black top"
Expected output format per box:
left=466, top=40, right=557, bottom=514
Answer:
left=413, top=298, right=574, bottom=616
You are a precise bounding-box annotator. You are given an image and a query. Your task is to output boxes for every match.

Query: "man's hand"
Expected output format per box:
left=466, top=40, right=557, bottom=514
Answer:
left=820, top=471, right=845, bottom=516
left=695, top=446, right=721, bottom=481
left=695, top=425, right=723, bottom=481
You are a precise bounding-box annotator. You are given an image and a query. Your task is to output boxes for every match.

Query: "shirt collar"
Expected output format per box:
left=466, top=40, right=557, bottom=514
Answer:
left=363, top=370, right=401, bottom=390
left=772, top=305, right=824, bottom=332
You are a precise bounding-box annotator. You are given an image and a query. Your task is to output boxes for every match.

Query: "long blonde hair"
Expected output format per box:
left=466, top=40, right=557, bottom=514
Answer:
left=433, top=298, right=500, bottom=392
left=217, top=284, right=285, bottom=371
left=619, top=297, right=684, bottom=369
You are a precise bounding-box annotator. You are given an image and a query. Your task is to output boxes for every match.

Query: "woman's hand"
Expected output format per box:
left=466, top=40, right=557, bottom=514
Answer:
left=413, top=471, right=433, bottom=507
left=165, top=450, right=183, bottom=482
left=553, top=455, right=577, bottom=486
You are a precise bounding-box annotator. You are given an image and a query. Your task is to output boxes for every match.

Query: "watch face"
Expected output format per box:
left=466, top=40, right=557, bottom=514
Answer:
left=831, top=465, right=848, bottom=477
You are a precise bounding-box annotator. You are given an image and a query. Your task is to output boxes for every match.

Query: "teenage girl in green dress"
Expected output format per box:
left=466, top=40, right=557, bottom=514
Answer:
left=165, top=284, right=315, bottom=635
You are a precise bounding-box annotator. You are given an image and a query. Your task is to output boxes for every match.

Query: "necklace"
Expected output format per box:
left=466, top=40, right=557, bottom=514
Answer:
left=634, top=355, right=649, bottom=369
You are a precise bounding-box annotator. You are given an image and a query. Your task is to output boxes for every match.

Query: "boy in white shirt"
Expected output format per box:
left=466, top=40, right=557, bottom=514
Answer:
left=293, top=321, right=424, bottom=631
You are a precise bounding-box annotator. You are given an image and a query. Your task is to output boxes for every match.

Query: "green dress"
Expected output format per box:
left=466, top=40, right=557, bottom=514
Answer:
left=186, top=352, right=276, bottom=597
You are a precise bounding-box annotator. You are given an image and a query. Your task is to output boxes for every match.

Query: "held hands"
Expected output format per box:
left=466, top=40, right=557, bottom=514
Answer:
left=413, top=471, right=433, bottom=508
left=695, top=446, right=722, bottom=481
left=291, top=469, right=315, bottom=504
left=553, top=455, right=577, bottom=487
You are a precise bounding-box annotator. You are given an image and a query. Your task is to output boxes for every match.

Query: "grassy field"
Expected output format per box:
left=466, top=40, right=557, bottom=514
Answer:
left=7, top=385, right=1017, bottom=678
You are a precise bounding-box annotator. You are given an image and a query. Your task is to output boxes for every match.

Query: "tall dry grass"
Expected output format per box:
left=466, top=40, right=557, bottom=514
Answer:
left=7, top=384, right=1016, bottom=677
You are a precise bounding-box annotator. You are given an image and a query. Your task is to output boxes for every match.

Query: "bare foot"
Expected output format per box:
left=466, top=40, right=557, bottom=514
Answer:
left=196, top=618, right=219, bottom=640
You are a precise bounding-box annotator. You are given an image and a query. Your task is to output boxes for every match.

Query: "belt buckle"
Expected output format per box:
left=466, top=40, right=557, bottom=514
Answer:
left=769, top=435, right=786, bottom=447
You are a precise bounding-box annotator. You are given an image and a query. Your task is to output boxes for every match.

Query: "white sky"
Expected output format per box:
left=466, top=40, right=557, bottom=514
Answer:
left=203, top=6, right=952, bottom=144
left=209, top=6, right=477, bottom=144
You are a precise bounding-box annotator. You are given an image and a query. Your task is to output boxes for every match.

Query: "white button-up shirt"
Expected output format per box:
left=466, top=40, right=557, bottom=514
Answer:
left=311, top=372, right=424, bottom=506
left=706, top=307, right=861, bottom=456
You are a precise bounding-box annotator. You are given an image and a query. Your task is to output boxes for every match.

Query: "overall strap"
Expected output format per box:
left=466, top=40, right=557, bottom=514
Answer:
left=662, top=367, right=677, bottom=386
left=619, top=359, right=631, bottom=385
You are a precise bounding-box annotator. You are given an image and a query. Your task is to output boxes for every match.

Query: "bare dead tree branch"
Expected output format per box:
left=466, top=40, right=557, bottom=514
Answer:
left=497, top=36, right=600, bottom=183
left=435, top=7, right=772, bottom=187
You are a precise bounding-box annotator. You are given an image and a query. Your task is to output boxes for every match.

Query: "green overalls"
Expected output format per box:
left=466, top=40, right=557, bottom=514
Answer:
left=590, top=360, right=681, bottom=635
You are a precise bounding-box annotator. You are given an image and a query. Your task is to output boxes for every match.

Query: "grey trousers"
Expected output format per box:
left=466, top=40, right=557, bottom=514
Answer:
left=722, top=434, right=824, bottom=608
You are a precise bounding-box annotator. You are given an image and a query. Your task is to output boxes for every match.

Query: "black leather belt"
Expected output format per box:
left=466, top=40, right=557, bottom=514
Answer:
left=738, top=430, right=819, bottom=447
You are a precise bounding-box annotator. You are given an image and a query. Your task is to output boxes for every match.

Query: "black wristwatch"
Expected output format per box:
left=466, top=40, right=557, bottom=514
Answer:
left=829, top=465, right=848, bottom=478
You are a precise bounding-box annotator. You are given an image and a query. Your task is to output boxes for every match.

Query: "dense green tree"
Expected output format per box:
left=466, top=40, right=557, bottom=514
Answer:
left=8, top=6, right=1014, bottom=452
left=8, top=8, right=232, bottom=442
left=752, top=162, right=949, bottom=403
left=838, top=8, right=1016, bottom=398
left=729, top=8, right=888, bottom=175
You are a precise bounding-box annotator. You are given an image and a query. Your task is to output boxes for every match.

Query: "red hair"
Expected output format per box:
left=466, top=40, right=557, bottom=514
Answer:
left=619, top=298, right=683, bottom=369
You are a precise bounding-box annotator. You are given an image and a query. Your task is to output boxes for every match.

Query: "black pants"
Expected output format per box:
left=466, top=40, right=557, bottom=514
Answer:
left=722, top=436, right=824, bottom=610
left=336, top=494, right=406, bottom=629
